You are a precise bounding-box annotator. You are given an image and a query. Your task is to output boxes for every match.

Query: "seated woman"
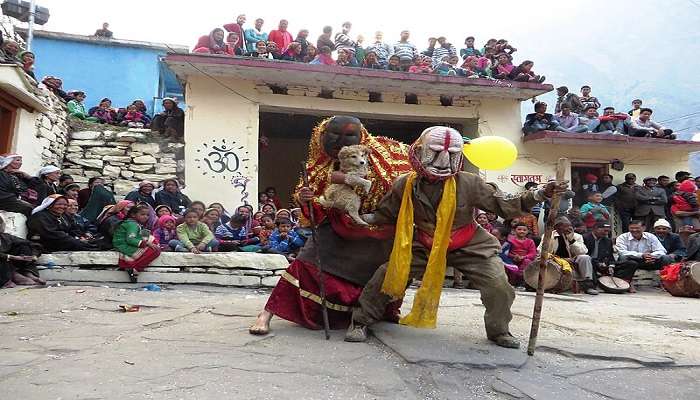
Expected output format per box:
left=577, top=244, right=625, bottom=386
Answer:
left=88, top=98, right=118, bottom=124
left=172, top=208, right=219, bottom=253
left=361, top=51, right=384, bottom=69
left=215, top=214, right=261, bottom=252
left=78, top=182, right=116, bottom=223
left=508, top=60, right=545, bottom=83
left=112, top=204, right=161, bottom=282
left=193, top=28, right=227, bottom=54
left=208, top=202, right=231, bottom=226
left=0, top=154, right=34, bottom=216
left=303, top=45, right=317, bottom=63
left=65, top=198, right=98, bottom=239
left=124, top=180, right=156, bottom=208
left=66, top=91, right=99, bottom=122
left=29, top=165, right=61, bottom=205
left=27, top=195, right=99, bottom=252
left=491, top=53, right=514, bottom=79
left=281, top=42, right=304, bottom=61
left=41, top=76, right=72, bottom=102
left=151, top=98, right=185, bottom=139
left=408, top=55, right=433, bottom=74
left=335, top=49, right=352, bottom=67
left=0, top=215, right=43, bottom=288
left=96, top=200, right=134, bottom=247
left=250, top=115, right=412, bottom=335
left=246, top=40, right=271, bottom=58
left=155, top=179, right=191, bottom=216
left=202, top=207, right=222, bottom=232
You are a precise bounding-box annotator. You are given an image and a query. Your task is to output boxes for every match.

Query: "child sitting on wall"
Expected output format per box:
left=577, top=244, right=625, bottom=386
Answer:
left=121, top=105, right=148, bottom=128
left=265, top=218, right=304, bottom=261
left=172, top=209, right=219, bottom=253
left=153, top=215, right=178, bottom=252
left=215, top=214, right=261, bottom=252
left=508, top=60, right=545, bottom=83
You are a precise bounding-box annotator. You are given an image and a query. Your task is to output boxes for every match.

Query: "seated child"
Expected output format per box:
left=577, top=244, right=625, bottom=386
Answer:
left=266, top=218, right=304, bottom=261
left=112, top=204, right=161, bottom=282
left=258, top=214, right=276, bottom=246
left=387, top=55, right=402, bottom=72
left=671, top=180, right=700, bottom=228
left=491, top=226, right=519, bottom=285
left=506, top=223, right=537, bottom=286
left=508, top=60, right=545, bottom=83
left=92, top=103, right=115, bottom=124
left=460, top=56, right=483, bottom=78
left=120, top=105, right=148, bottom=128
left=434, top=55, right=456, bottom=76
left=408, top=55, right=433, bottom=74
left=172, top=208, right=219, bottom=253
left=153, top=214, right=178, bottom=251
left=491, top=53, right=514, bottom=79
left=215, top=214, right=261, bottom=252
left=580, top=192, right=610, bottom=230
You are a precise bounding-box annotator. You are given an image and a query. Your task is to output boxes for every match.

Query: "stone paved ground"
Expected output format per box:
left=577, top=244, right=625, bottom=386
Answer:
left=1, top=283, right=698, bottom=400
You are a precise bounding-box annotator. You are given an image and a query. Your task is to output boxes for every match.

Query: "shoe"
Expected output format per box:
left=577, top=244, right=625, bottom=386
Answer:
left=538, top=75, right=546, bottom=83
left=488, top=333, right=520, bottom=349
left=585, top=287, right=599, bottom=295
left=126, top=269, right=138, bottom=283
left=344, top=321, right=369, bottom=342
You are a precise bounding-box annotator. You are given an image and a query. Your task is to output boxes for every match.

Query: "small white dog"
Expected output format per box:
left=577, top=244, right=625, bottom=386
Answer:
left=318, top=145, right=372, bottom=226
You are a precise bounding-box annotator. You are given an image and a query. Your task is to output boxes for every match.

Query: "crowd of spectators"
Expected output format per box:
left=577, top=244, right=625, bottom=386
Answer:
left=0, top=152, right=307, bottom=286
left=0, top=32, right=186, bottom=139
left=191, top=15, right=545, bottom=82
left=475, top=169, right=700, bottom=294
left=523, top=86, right=675, bottom=140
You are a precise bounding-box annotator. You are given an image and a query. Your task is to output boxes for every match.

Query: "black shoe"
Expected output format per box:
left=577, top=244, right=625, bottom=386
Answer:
left=126, top=269, right=138, bottom=283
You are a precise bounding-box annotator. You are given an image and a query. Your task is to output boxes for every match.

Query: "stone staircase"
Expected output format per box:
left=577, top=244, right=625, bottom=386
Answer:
left=37, top=252, right=288, bottom=287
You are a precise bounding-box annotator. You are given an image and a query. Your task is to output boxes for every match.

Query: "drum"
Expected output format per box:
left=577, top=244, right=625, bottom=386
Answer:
left=662, top=262, right=700, bottom=298
left=598, top=275, right=630, bottom=294
left=524, top=257, right=573, bottom=293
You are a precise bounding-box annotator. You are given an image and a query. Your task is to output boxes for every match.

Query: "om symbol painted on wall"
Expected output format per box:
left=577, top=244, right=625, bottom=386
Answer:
left=194, top=138, right=251, bottom=180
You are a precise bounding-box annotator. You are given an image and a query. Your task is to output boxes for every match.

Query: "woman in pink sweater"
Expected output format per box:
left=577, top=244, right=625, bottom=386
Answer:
left=507, top=222, right=537, bottom=286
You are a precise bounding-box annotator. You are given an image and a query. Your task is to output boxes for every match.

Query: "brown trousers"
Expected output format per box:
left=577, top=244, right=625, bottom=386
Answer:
left=352, top=243, right=515, bottom=338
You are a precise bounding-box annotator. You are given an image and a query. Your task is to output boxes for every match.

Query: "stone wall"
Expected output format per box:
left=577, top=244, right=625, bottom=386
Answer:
left=34, top=89, right=70, bottom=167
left=62, top=125, right=185, bottom=195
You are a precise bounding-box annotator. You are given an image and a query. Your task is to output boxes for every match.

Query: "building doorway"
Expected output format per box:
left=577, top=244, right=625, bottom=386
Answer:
left=571, top=162, right=610, bottom=206
left=258, top=111, right=476, bottom=207
left=0, top=95, right=18, bottom=154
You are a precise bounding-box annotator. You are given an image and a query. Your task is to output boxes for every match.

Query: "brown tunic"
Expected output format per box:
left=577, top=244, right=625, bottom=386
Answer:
left=372, top=172, right=542, bottom=257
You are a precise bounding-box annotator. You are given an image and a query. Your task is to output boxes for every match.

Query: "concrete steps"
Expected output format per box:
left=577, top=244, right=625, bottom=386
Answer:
left=37, top=252, right=288, bottom=287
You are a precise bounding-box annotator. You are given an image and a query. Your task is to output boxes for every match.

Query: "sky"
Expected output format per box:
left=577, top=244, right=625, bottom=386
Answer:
left=25, top=0, right=700, bottom=135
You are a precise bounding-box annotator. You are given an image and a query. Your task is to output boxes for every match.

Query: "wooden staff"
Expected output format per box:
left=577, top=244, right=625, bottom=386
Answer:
left=527, top=158, right=568, bottom=356
left=301, top=162, right=331, bottom=340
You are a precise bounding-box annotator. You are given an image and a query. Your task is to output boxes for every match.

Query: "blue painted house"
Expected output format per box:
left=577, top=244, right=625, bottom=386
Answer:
left=26, top=29, right=187, bottom=114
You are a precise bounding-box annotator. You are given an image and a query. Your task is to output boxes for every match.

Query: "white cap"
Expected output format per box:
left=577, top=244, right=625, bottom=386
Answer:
left=653, top=219, right=671, bottom=229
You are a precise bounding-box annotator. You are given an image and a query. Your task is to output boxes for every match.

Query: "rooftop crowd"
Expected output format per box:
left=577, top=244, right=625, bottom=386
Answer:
left=191, top=15, right=545, bottom=81
left=0, top=34, right=186, bottom=139
left=523, top=86, right=675, bottom=139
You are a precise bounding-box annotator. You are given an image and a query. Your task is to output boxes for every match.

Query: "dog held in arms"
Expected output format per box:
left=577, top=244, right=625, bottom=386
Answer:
left=318, top=145, right=372, bottom=225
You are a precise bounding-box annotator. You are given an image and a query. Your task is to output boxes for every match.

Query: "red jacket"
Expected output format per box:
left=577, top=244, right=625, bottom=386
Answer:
left=268, top=30, right=293, bottom=53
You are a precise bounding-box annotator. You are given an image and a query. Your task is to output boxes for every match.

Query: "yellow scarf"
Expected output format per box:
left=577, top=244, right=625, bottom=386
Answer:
left=381, top=172, right=457, bottom=328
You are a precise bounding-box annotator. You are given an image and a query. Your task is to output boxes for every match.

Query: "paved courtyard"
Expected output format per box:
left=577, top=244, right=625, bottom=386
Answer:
left=1, top=283, right=698, bottom=399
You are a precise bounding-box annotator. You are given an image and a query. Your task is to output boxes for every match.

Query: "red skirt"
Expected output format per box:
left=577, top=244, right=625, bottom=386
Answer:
left=118, top=246, right=161, bottom=272
left=265, top=259, right=400, bottom=330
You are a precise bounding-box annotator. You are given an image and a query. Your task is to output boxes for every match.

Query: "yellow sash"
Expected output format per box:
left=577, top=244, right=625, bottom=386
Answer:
left=381, top=172, right=457, bottom=328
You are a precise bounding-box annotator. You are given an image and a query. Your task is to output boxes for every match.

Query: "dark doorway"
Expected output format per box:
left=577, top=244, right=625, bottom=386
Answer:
left=571, top=162, right=610, bottom=206
left=258, top=111, right=476, bottom=207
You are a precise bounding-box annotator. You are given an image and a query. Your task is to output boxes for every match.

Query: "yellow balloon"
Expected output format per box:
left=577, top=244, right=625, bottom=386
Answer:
left=463, top=136, right=518, bottom=170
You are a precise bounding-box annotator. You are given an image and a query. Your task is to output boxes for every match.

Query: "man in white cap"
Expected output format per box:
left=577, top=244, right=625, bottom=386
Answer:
left=653, top=219, right=685, bottom=262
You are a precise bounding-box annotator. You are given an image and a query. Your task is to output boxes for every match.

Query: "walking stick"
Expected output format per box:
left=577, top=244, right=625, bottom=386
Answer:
left=301, top=162, right=331, bottom=340
left=527, top=158, right=568, bottom=356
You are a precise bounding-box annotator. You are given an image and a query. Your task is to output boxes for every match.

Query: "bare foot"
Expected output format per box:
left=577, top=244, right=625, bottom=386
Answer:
left=249, top=311, right=272, bottom=335
left=25, top=273, right=46, bottom=285
left=2, top=280, right=17, bottom=289
left=12, top=272, right=37, bottom=285
left=628, top=283, right=637, bottom=293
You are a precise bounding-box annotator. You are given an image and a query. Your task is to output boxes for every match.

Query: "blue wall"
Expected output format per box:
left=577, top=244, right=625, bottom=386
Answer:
left=31, top=37, right=181, bottom=115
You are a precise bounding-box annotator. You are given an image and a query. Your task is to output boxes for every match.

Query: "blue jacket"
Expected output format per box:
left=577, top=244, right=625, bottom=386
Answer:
left=244, top=28, right=268, bottom=52
left=656, top=232, right=686, bottom=261
left=267, top=230, right=304, bottom=254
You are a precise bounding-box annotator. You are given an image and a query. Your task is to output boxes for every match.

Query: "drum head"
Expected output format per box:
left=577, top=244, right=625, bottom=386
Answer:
left=689, top=262, right=700, bottom=282
left=598, top=275, right=630, bottom=294
left=524, top=260, right=562, bottom=290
